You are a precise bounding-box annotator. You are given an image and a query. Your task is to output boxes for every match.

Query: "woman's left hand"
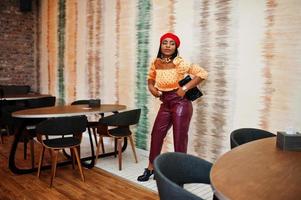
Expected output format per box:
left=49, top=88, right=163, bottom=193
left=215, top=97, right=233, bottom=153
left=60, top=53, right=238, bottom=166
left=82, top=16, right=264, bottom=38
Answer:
left=176, top=88, right=186, bottom=97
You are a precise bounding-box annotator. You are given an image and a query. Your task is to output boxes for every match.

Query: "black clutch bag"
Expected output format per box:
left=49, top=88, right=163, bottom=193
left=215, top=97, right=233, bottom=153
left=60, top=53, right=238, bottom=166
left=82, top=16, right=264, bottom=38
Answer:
left=178, top=75, right=203, bottom=101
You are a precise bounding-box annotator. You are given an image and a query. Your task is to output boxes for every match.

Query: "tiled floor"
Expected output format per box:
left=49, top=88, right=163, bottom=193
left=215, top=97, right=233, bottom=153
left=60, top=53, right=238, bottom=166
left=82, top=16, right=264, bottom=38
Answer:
left=94, top=139, right=214, bottom=200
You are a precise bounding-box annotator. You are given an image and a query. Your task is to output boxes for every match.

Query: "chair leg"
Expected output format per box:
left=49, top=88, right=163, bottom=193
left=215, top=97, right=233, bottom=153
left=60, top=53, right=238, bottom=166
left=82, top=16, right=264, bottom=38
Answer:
left=114, top=138, right=118, bottom=157
left=71, top=148, right=75, bottom=169
left=48, top=148, right=53, bottom=159
left=93, top=128, right=106, bottom=154
left=24, top=141, right=27, bottom=160
left=92, top=128, right=98, bottom=146
left=72, top=147, right=85, bottom=182
left=117, top=138, right=122, bottom=170
left=128, top=136, right=138, bottom=163
left=95, top=136, right=103, bottom=164
left=101, top=139, right=105, bottom=154
left=5, top=125, right=11, bottom=136
left=30, top=139, right=35, bottom=169
left=50, top=150, right=58, bottom=187
left=37, top=146, right=45, bottom=178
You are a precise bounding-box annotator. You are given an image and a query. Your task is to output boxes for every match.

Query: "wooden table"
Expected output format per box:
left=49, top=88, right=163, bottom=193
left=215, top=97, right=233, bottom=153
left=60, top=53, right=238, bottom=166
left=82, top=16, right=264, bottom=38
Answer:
left=210, top=137, right=301, bottom=200
left=0, top=93, right=51, bottom=101
left=9, top=104, right=126, bottom=174
left=12, top=104, right=126, bottom=118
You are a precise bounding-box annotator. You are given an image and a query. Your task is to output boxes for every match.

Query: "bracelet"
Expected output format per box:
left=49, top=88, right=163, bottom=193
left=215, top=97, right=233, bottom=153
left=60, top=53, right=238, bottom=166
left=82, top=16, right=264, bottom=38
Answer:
left=182, top=86, right=188, bottom=92
left=158, top=91, right=162, bottom=96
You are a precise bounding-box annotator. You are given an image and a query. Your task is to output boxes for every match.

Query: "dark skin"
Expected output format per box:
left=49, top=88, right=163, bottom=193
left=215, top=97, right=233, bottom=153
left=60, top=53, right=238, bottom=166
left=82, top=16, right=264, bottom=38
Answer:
left=148, top=38, right=203, bottom=98
left=146, top=38, right=203, bottom=171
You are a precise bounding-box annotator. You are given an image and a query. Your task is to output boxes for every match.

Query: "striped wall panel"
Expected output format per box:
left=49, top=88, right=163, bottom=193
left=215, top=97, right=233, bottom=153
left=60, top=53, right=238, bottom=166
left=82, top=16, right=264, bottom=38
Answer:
left=38, top=0, right=301, bottom=161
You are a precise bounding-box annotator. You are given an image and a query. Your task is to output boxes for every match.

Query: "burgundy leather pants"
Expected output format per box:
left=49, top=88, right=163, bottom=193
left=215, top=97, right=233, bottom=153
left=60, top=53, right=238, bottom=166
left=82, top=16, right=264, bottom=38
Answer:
left=149, top=90, right=193, bottom=164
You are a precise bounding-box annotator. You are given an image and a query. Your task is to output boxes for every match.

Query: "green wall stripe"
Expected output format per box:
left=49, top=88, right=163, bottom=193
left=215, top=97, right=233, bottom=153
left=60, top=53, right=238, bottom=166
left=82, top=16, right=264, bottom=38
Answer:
left=135, top=0, right=152, bottom=150
left=57, top=0, right=66, bottom=105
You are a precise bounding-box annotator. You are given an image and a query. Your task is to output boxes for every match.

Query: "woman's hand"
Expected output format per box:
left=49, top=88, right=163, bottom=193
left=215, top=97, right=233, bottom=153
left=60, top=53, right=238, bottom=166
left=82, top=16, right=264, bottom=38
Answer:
left=150, top=87, right=162, bottom=97
left=176, top=87, right=186, bottom=97
left=148, top=79, right=162, bottom=98
left=177, top=76, right=203, bottom=97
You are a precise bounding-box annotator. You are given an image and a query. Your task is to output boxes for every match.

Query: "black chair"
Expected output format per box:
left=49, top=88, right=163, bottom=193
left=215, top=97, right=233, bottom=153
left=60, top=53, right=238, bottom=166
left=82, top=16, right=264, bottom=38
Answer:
left=71, top=100, right=104, bottom=152
left=26, top=96, right=56, bottom=109
left=96, top=109, right=141, bottom=170
left=154, top=152, right=214, bottom=200
left=0, top=128, right=3, bottom=143
left=36, top=116, right=88, bottom=187
left=0, top=85, right=30, bottom=95
left=22, top=96, right=56, bottom=167
left=0, top=132, right=3, bottom=143
left=0, top=104, right=26, bottom=138
left=230, top=128, right=276, bottom=149
left=0, top=85, right=30, bottom=139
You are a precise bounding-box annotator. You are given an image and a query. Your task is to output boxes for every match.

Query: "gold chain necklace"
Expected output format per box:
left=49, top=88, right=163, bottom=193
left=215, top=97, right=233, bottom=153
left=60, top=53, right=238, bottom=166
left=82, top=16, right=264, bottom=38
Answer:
left=160, top=57, right=172, bottom=63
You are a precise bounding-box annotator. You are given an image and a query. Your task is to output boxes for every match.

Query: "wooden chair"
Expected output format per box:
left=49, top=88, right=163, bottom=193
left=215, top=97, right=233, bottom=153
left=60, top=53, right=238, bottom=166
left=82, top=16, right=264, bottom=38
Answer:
left=95, top=109, right=141, bottom=170
left=230, top=128, right=275, bottom=149
left=23, top=96, right=56, bottom=167
left=36, top=115, right=88, bottom=187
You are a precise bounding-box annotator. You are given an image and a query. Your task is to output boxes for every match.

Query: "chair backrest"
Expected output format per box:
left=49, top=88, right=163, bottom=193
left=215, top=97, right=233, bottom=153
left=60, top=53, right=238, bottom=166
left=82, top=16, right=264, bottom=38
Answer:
left=99, top=109, right=141, bottom=126
left=0, top=85, right=30, bottom=95
left=154, top=152, right=212, bottom=200
left=230, top=128, right=276, bottom=149
left=36, top=116, right=87, bottom=136
left=0, top=104, right=26, bottom=130
left=26, top=96, right=56, bottom=108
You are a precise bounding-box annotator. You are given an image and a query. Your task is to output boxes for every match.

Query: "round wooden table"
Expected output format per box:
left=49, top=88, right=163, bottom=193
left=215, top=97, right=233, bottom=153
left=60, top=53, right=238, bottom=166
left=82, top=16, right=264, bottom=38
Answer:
left=12, top=104, right=127, bottom=118
left=9, top=104, right=127, bottom=174
left=210, top=137, right=301, bottom=200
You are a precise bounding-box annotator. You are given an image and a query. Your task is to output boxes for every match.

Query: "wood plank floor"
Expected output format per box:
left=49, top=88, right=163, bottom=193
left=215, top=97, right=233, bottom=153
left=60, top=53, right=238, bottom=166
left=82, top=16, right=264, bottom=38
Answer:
left=0, top=135, right=159, bottom=200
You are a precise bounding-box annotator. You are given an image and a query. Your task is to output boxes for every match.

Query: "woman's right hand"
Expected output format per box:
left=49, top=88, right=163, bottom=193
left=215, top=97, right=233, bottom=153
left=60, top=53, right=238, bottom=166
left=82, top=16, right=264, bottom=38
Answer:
left=148, top=80, right=162, bottom=98
left=150, top=87, right=162, bottom=98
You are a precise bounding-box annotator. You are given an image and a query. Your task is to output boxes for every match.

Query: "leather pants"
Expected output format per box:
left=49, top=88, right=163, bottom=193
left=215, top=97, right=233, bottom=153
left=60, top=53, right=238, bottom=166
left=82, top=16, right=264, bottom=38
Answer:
left=149, top=90, right=193, bottom=164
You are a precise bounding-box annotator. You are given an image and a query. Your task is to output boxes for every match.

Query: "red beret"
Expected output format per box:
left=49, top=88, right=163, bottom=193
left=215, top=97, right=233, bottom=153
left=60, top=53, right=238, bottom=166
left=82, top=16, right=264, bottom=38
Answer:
left=160, top=33, right=180, bottom=48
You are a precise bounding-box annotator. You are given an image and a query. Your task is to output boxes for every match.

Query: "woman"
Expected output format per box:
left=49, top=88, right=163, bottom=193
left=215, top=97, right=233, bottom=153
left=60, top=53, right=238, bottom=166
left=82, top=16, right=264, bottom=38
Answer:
left=137, top=33, right=208, bottom=182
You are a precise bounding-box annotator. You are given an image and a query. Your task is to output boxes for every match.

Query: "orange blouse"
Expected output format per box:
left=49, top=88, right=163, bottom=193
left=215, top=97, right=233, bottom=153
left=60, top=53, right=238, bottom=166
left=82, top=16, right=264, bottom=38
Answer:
left=147, top=56, right=208, bottom=91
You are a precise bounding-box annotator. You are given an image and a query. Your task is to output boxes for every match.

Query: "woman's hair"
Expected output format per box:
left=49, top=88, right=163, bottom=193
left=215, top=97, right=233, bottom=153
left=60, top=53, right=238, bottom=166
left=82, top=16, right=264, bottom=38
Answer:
left=156, top=46, right=178, bottom=59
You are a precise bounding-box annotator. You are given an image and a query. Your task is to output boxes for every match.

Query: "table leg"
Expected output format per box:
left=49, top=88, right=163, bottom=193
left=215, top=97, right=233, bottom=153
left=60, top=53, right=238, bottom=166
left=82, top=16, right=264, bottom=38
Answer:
left=8, top=122, right=28, bottom=174
left=81, top=127, right=95, bottom=168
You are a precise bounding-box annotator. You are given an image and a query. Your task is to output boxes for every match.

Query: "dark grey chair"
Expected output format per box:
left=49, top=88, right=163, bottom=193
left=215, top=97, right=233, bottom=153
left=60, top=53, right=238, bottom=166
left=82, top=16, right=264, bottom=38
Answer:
left=26, top=96, right=56, bottom=109
left=23, top=96, right=56, bottom=165
left=71, top=100, right=104, bottom=152
left=0, top=85, right=30, bottom=139
left=36, top=116, right=88, bottom=187
left=0, top=85, right=30, bottom=95
left=0, top=104, right=26, bottom=136
left=230, top=128, right=276, bottom=149
left=154, top=152, right=215, bottom=200
left=96, top=109, right=141, bottom=170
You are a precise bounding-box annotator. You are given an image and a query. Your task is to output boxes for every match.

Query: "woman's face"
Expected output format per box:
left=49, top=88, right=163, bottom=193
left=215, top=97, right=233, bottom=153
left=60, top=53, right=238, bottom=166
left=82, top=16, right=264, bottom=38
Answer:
left=160, top=38, right=176, bottom=57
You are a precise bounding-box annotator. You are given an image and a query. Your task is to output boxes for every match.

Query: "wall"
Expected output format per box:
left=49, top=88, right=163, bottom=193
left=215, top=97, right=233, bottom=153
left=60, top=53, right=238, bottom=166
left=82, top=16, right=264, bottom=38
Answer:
left=38, top=0, right=301, bottom=162
left=0, top=0, right=38, bottom=91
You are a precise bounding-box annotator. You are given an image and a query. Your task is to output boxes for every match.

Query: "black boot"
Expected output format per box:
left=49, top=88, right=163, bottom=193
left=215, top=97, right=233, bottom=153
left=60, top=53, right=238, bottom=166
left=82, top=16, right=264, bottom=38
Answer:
left=137, top=168, right=154, bottom=182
